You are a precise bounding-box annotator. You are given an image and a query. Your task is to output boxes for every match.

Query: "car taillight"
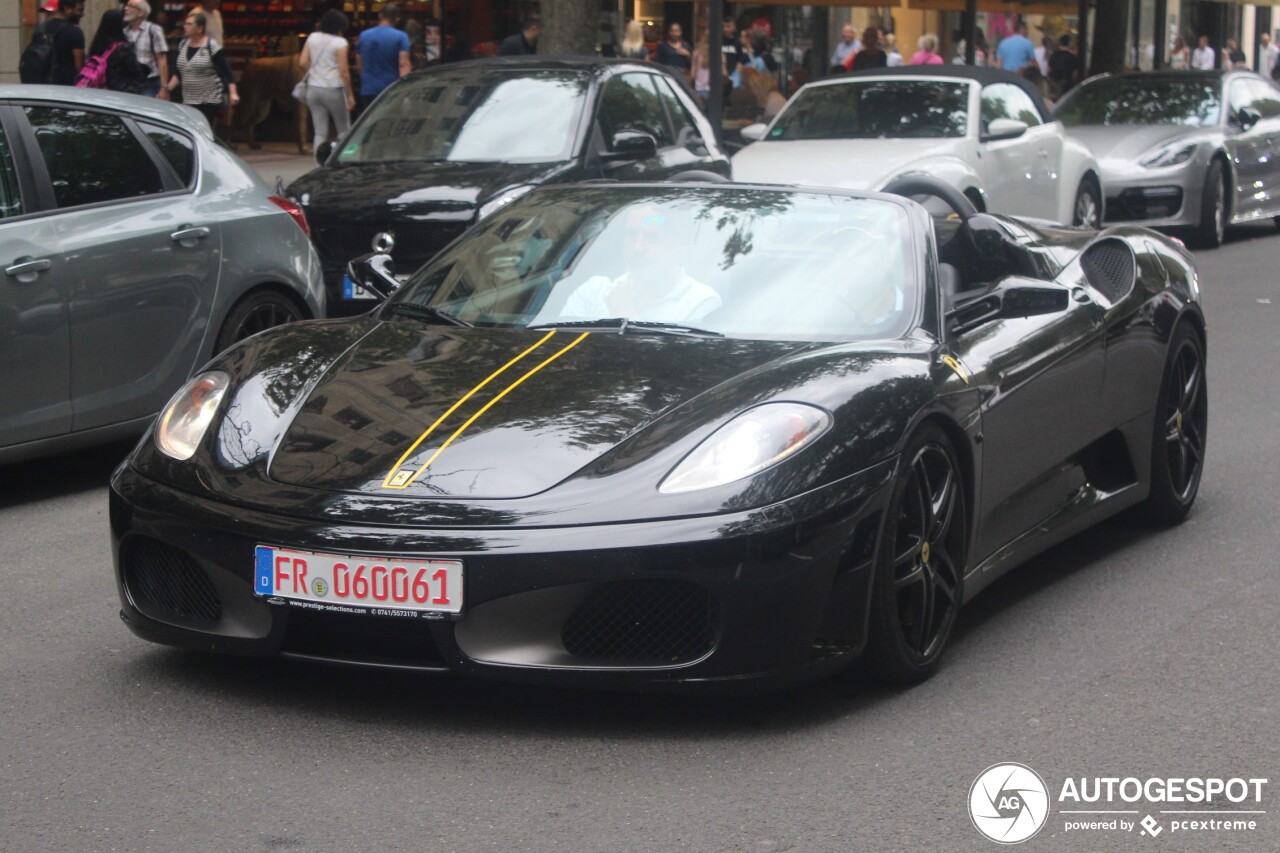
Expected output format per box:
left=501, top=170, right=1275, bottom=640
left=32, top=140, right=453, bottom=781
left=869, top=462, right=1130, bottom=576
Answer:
left=269, top=195, right=310, bottom=238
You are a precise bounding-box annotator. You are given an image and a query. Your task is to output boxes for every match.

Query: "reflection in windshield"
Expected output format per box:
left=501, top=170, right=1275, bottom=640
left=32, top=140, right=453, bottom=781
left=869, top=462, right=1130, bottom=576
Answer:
left=1055, top=76, right=1221, bottom=126
left=391, top=187, right=915, bottom=341
left=337, top=71, right=588, bottom=164
left=767, top=81, right=969, bottom=140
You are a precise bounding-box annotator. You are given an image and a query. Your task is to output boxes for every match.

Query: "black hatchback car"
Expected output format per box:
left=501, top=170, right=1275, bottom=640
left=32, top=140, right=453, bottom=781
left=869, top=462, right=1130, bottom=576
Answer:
left=288, top=57, right=731, bottom=316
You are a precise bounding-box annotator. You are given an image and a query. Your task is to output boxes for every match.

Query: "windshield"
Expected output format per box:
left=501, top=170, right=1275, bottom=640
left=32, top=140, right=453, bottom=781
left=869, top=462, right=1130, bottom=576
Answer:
left=767, top=80, right=970, bottom=140
left=390, top=187, right=916, bottom=341
left=336, top=70, right=588, bottom=164
left=1055, top=76, right=1221, bottom=126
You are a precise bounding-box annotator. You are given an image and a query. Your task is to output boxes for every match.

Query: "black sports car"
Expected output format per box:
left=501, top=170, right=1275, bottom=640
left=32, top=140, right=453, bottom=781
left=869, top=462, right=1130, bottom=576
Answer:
left=287, top=58, right=730, bottom=317
left=109, top=179, right=1207, bottom=690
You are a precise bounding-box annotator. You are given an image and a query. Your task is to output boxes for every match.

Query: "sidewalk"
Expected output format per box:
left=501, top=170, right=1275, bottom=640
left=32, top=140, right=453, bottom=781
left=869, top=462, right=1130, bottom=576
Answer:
left=233, top=140, right=319, bottom=189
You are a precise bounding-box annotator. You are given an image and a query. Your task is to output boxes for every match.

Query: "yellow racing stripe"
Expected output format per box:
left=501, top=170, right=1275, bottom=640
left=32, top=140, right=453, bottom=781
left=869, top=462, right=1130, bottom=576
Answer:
left=394, top=332, right=591, bottom=489
left=382, top=329, right=558, bottom=489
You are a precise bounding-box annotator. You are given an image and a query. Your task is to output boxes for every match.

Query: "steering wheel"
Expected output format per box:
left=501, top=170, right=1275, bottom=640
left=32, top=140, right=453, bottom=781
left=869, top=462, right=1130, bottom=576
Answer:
left=880, top=175, right=978, bottom=221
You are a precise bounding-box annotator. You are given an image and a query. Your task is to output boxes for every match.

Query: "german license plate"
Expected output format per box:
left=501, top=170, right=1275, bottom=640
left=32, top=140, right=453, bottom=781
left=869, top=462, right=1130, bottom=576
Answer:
left=341, top=274, right=376, bottom=300
left=254, top=545, right=463, bottom=617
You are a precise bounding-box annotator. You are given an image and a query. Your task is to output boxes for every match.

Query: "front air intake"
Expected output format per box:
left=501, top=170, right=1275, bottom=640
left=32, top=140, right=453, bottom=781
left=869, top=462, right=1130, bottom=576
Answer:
left=123, top=539, right=222, bottom=629
left=561, top=579, right=717, bottom=665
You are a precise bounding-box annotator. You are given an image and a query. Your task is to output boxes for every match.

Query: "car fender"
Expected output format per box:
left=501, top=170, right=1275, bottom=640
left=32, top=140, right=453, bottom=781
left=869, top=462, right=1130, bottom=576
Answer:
left=1056, top=133, right=1103, bottom=223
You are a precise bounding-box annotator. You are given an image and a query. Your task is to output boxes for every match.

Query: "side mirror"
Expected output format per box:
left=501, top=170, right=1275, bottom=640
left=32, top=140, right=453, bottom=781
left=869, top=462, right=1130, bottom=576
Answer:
left=947, top=278, right=1069, bottom=335
left=602, top=131, right=658, bottom=162
left=315, top=139, right=336, bottom=166
left=981, top=118, right=1029, bottom=142
left=346, top=252, right=398, bottom=302
left=1235, top=105, right=1262, bottom=130
left=740, top=123, right=768, bottom=142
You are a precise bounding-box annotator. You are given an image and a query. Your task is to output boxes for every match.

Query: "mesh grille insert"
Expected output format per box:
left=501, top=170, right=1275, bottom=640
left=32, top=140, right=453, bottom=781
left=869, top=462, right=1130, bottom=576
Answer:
left=562, top=580, right=717, bottom=665
left=1081, top=239, right=1136, bottom=303
left=282, top=607, right=447, bottom=667
left=124, top=539, right=222, bottom=628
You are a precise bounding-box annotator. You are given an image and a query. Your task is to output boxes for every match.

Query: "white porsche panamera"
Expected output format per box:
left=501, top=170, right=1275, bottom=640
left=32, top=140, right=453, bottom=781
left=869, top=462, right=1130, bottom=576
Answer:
left=732, top=66, right=1103, bottom=229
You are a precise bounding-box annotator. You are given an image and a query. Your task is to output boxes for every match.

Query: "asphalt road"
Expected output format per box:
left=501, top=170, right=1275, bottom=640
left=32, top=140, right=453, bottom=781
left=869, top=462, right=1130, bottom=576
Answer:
left=2, top=224, right=1278, bottom=852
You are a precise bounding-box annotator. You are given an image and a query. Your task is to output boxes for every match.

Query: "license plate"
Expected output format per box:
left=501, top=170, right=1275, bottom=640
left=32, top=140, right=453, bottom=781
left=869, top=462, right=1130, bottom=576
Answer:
left=341, top=274, right=376, bottom=300
left=254, top=545, right=463, bottom=617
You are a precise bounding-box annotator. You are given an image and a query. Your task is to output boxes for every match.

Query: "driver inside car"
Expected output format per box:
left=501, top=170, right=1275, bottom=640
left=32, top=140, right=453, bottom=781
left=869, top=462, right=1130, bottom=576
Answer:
left=562, top=206, right=722, bottom=323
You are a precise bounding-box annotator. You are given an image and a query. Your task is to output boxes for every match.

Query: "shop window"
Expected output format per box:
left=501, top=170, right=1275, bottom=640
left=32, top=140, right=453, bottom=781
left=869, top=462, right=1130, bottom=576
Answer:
left=23, top=107, right=164, bottom=209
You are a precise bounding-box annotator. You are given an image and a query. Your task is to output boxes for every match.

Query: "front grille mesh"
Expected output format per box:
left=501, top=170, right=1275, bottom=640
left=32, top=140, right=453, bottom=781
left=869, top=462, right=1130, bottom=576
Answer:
left=124, top=539, right=222, bottom=628
left=562, top=580, right=716, bottom=665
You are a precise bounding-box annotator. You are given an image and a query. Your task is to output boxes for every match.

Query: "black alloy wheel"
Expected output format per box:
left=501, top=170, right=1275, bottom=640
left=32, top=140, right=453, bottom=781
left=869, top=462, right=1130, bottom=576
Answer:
left=1193, top=159, right=1227, bottom=249
left=1073, top=177, right=1102, bottom=229
left=214, top=290, right=306, bottom=354
left=1138, top=323, right=1207, bottom=525
left=863, top=424, right=966, bottom=684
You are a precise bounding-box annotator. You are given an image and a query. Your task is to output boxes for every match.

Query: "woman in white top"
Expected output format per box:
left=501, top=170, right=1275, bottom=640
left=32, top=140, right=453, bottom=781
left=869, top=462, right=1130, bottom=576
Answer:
left=885, top=33, right=904, bottom=67
left=300, top=9, right=354, bottom=153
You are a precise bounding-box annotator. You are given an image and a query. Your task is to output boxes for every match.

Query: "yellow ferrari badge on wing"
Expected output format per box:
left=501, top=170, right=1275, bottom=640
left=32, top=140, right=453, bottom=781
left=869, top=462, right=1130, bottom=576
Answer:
left=941, top=354, right=971, bottom=384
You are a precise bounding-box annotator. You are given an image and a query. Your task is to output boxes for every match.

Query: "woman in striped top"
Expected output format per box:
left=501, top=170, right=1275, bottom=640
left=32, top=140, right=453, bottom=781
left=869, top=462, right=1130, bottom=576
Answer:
left=167, top=12, right=239, bottom=129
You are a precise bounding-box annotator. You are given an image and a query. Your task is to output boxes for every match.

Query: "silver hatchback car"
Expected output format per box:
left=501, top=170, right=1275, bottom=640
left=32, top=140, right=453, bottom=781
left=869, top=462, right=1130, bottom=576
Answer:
left=0, top=86, right=324, bottom=464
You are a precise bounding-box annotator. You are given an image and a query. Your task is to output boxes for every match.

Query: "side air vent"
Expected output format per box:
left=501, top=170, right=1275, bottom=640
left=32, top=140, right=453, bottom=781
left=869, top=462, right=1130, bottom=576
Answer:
left=1080, top=239, right=1136, bottom=303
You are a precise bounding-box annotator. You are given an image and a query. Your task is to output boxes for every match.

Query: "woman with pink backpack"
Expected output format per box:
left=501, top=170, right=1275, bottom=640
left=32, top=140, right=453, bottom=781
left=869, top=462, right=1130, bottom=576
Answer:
left=76, top=9, right=148, bottom=92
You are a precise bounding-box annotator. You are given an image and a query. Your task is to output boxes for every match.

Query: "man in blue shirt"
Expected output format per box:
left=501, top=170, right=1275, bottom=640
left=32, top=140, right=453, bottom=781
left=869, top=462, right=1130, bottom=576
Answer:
left=356, top=4, right=410, bottom=113
left=995, top=22, right=1036, bottom=72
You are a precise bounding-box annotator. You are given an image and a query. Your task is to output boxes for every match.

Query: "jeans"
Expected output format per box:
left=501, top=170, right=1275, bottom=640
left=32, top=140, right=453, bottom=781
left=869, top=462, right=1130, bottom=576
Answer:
left=141, top=77, right=161, bottom=97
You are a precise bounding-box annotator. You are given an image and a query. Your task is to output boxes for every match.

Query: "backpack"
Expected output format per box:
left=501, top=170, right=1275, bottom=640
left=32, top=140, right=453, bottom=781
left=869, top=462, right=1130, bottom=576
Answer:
left=74, top=42, right=122, bottom=89
left=18, top=19, right=64, bottom=84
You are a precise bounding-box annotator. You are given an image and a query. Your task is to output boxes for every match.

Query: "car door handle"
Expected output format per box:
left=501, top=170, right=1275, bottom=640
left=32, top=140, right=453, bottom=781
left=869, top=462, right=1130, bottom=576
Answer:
left=1070, top=286, right=1092, bottom=303
left=170, top=226, right=210, bottom=243
left=5, top=257, right=51, bottom=281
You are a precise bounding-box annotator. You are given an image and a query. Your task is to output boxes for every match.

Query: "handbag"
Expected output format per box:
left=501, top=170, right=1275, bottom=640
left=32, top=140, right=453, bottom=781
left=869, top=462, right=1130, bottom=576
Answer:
left=291, top=78, right=308, bottom=101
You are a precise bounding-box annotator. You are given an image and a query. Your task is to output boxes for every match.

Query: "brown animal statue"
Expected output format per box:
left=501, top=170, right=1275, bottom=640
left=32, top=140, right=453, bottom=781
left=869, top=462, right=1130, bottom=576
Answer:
left=233, top=52, right=310, bottom=152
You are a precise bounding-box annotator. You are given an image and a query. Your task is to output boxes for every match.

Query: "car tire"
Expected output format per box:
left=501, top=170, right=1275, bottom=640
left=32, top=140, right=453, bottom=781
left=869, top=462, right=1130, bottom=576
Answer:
left=1135, top=322, right=1207, bottom=526
left=861, top=424, right=966, bottom=684
left=1072, top=177, right=1102, bottom=228
left=1193, top=159, right=1227, bottom=249
left=214, top=289, right=306, bottom=354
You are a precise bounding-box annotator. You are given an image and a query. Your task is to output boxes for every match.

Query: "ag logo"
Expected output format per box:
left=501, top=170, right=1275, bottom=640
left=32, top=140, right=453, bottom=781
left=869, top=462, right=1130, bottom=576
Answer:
left=968, top=763, right=1050, bottom=844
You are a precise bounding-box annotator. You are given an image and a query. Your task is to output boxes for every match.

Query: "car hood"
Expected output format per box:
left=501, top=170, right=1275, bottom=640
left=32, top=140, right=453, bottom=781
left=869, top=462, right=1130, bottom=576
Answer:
left=732, top=139, right=964, bottom=190
left=1065, top=125, right=1212, bottom=171
left=267, top=325, right=809, bottom=499
left=289, top=160, right=570, bottom=222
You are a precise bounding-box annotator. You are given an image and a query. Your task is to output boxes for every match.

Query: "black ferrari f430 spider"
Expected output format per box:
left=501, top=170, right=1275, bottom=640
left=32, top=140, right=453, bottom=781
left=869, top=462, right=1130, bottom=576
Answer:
left=110, top=178, right=1206, bottom=690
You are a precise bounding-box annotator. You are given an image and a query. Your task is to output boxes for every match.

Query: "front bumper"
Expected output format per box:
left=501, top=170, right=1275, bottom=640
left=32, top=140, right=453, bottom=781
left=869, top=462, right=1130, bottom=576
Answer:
left=110, top=461, right=895, bottom=692
left=1101, top=162, right=1204, bottom=227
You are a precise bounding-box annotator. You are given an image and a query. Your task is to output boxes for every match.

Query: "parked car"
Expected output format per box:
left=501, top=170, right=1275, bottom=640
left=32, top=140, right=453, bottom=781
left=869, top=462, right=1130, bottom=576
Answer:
left=287, top=57, right=730, bottom=317
left=731, top=66, right=1103, bottom=228
left=1054, top=69, right=1280, bottom=247
left=0, top=86, right=323, bottom=464
left=109, top=178, right=1205, bottom=690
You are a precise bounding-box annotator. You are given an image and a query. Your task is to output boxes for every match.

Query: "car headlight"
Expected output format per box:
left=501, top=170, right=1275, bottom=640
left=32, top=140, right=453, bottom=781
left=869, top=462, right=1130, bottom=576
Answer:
left=1139, top=141, right=1197, bottom=168
left=156, top=371, right=230, bottom=460
left=659, top=403, right=832, bottom=494
left=477, top=185, right=535, bottom=220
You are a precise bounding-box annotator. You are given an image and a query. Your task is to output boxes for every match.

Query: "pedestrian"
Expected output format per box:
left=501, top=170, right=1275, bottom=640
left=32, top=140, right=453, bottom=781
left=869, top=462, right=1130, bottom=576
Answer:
left=884, top=33, right=903, bottom=67
left=848, top=28, right=885, bottom=70
left=44, top=0, right=86, bottom=85
left=1222, top=39, right=1246, bottom=70
left=190, top=0, right=223, bottom=44
left=995, top=21, right=1036, bottom=71
left=618, top=20, right=647, bottom=60
left=690, top=36, right=716, bottom=100
left=167, top=12, right=238, bottom=130
left=910, top=33, right=943, bottom=66
left=81, top=9, right=149, bottom=92
left=1036, top=35, right=1052, bottom=75
left=829, top=24, right=859, bottom=72
left=300, top=9, right=354, bottom=154
left=1168, top=35, right=1190, bottom=69
left=1047, top=34, right=1079, bottom=97
left=356, top=4, right=410, bottom=112
left=1191, top=35, right=1215, bottom=70
left=123, top=0, right=169, bottom=98
left=655, top=23, right=692, bottom=75
left=1021, top=64, right=1051, bottom=106
left=497, top=13, right=538, bottom=56
left=750, top=31, right=778, bottom=75
left=1260, top=32, right=1278, bottom=78
left=722, top=19, right=747, bottom=78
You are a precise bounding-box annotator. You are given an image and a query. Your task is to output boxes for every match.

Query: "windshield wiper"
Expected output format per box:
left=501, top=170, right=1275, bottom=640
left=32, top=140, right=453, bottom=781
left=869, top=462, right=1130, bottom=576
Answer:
left=383, top=303, right=472, bottom=326
left=529, top=318, right=722, bottom=337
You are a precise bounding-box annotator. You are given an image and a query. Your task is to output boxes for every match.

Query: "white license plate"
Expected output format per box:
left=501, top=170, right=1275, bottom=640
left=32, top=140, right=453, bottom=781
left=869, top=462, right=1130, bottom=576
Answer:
left=254, top=545, right=463, bottom=616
